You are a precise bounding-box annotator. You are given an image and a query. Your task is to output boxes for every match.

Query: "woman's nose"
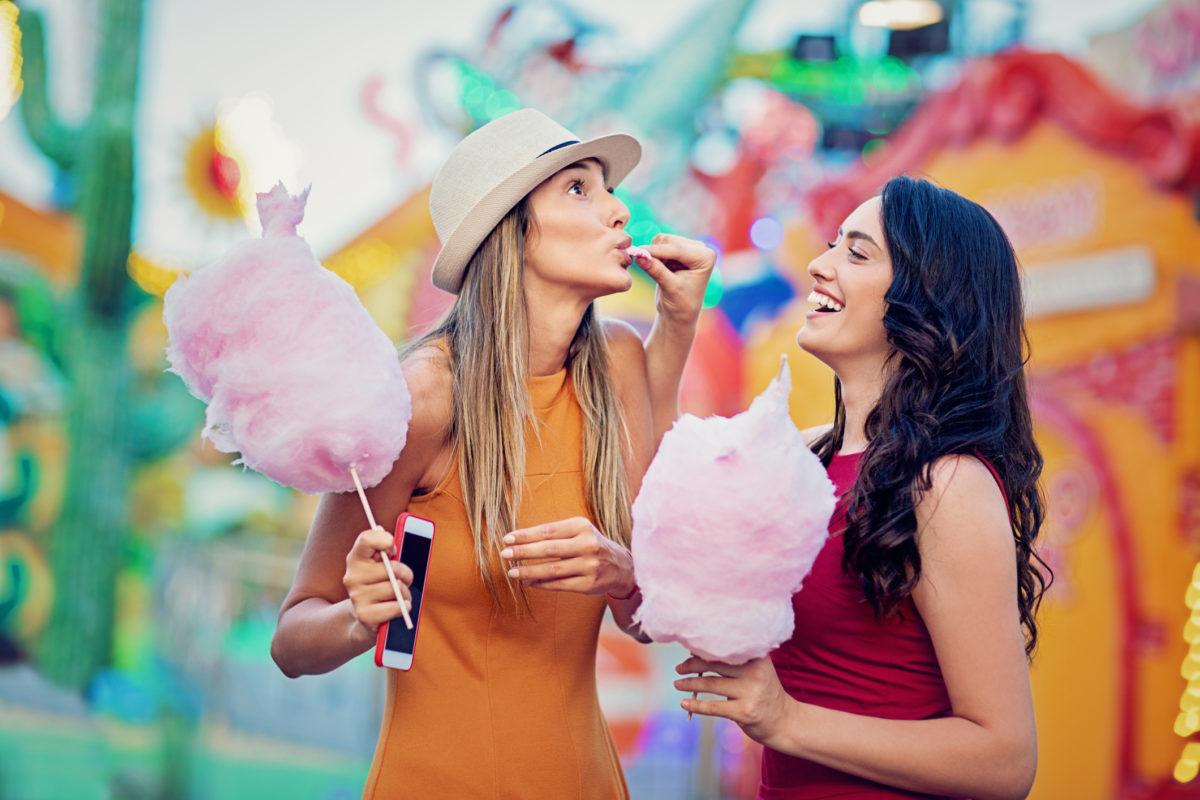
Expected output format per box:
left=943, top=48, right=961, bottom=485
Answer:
left=808, top=248, right=834, bottom=280
left=607, top=193, right=630, bottom=229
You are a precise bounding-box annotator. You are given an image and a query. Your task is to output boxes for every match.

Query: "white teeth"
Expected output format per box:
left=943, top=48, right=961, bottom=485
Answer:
left=807, top=291, right=843, bottom=312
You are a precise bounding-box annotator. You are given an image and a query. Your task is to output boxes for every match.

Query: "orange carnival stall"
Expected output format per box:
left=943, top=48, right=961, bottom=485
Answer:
left=745, top=50, right=1200, bottom=799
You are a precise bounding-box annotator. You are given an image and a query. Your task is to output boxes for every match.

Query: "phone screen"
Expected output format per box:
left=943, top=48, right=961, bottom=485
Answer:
left=384, top=533, right=432, bottom=655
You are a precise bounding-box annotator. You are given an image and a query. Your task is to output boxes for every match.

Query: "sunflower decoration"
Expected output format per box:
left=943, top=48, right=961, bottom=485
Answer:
left=132, top=94, right=302, bottom=297
left=183, top=121, right=251, bottom=222
left=0, top=0, right=21, bottom=122
left=181, top=93, right=301, bottom=227
left=132, top=119, right=253, bottom=297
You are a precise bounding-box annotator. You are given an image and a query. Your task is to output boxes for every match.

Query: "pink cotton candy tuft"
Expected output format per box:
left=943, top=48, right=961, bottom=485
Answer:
left=625, top=245, right=651, bottom=261
left=162, top=183, right=411, bottom=494
left=631, top=355, right=836, bottom=664
left=257, top=183, right=310, bottom=238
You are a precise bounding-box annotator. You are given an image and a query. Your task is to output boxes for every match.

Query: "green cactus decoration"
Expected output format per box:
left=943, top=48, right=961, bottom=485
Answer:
left=17, top=0, right=146, bottom=689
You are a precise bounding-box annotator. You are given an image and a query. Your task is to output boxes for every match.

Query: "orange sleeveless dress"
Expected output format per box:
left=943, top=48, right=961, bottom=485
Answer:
left=361, top=367, right=629, bottom=800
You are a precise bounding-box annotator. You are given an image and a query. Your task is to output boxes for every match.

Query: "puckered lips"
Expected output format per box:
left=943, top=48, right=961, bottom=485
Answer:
left=617, top=236, right=635, bottom=268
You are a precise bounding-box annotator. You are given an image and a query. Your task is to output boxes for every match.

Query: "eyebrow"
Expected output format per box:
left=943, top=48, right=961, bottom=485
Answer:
left=560, top=160, right=609, bottom=182
left=840, top=228, right=880, bottom=248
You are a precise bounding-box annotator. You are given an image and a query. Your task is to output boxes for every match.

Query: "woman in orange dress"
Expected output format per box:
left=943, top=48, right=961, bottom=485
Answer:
left=270, top=108, right=714, bottom=798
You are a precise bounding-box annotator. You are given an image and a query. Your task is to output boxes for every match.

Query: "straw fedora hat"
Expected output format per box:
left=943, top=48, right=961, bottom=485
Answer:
left=429, top=108, right=642, bottom=294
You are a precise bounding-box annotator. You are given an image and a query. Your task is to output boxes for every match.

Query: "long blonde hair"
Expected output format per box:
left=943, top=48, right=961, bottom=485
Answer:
left=407, top=199, right=632, bottom=602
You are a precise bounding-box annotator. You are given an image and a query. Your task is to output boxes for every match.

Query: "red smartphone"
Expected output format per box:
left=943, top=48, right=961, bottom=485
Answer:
left=373, top=512, right=435, bottom=670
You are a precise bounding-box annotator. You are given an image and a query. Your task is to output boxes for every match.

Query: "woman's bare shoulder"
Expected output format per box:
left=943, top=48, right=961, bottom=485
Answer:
left=600, top=317, right=645, bottom=352
left=800, top=423, right=832, bottom=447
left=916, top=454, right=1010, bottom=550
left=599, top=318, right=649, bottom=378
left=401, top=344, right=454, bottom=441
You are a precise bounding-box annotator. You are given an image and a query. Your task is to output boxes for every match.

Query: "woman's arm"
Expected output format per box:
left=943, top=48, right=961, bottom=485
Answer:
left=675, top=454, right=1037, bottom=800
left=270, top=349, right=454, bottom=677
left=604, top=318, right=656, bottom=637
left=636, top=234, right=714, bottom=444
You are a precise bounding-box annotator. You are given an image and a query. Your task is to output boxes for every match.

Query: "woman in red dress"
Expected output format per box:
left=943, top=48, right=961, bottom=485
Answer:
left=676, top=176, right=1050, bottom=800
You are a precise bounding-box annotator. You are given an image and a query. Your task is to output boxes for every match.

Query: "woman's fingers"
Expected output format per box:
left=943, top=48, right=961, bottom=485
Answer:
left=504, top=517, right=591, bottom=545
left=521, top=575, right=592, bottom=593
left=675, top=655, right=730, bottom=675
left=346, top=564, right=411, bottom=604
left=502, top=517, right=601, bottom=562
left=346, top=527, right=415, bottom=586
left=673, top=674, right=733, bottom=696
left=633, top=251, right=677, bottom=281
left=501, top=533, right=598, bottom=562
left=680, top=695, right=736, bottom=720
left=350, top=525, right=396, bottom=561
left=346, top=568, right=413, bottom=631
left=344, top=525, right=417, bottom=632
left=646, top=233, right=716, bottom=270
left=635, top=234, right=715, bottom=327
left=500, top=516, right=633, bottom=596
left=389, top=560, right=415, bottom=587
left=355, top=597, right=413, bottom=630
left=507, top=555, right=591, bottom=582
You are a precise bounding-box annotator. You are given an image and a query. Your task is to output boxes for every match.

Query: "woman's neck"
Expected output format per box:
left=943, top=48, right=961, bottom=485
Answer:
left=837, top=368, right=885, bottom=455
left=525, top=292, right=590, bottom=376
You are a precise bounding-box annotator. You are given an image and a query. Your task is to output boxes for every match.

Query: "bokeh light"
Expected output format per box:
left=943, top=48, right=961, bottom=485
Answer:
left=749, top=216, right=784, bottom=251
left=691, top=129, right=740, bottom=176
left=0, top=0, right=21, bottom=121
left=858, top=0, right=944, bottom=30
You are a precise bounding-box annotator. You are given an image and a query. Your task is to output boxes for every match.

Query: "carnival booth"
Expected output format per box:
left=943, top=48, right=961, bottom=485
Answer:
left=744, top=50, right=1200, bottom=799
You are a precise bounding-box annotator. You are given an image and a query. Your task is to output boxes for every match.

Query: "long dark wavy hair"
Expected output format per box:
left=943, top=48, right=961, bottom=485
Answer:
left=811, top=176, right=1051, bottom=657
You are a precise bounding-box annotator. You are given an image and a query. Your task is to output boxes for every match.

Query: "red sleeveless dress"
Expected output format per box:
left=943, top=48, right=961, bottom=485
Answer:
left=760, top=451, right=967, bottom=800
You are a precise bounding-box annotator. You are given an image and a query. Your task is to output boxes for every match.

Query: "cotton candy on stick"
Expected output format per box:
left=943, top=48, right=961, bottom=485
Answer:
left=632, top=355, right=837, bottom=665
left=163, top=183, right=414, bottom=627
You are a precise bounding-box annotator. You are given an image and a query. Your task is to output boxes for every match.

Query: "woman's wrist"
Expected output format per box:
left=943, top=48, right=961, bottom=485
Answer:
left=654, top=306, right=701, bottom=336
left=345, top=602, right=378, bottom=653
left=607, top=556, right=638, bottom=600
left=607, top=579, right=638, bottom=600
left=762, top=697, right=809, bottom=758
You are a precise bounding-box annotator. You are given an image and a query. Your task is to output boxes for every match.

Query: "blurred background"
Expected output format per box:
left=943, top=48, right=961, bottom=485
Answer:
left=0, top=0, right=1197, bottom=797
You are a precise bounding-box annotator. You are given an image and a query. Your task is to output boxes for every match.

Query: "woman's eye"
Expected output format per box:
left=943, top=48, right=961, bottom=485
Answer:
left=848, top=248, right=866, bottom=261
left=569, top=180, right=585, bottom=195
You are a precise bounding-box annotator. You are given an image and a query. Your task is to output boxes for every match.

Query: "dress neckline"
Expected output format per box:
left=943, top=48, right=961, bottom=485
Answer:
left=528, top=368, right=569, bottom=410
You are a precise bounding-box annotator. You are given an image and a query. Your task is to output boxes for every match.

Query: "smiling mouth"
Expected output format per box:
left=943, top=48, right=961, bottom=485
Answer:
left=808, top=291, right=844, bottom=312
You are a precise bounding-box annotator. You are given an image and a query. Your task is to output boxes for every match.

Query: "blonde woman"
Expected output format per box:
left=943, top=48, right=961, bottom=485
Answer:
left=270, top=109, right=714, bottom=798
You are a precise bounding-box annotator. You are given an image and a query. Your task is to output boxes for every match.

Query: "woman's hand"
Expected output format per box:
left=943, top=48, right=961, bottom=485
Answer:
left=674, top=655, right=796, bottom=748
left=637, top=233, right=715, bottom=326
left=500, top=516, right=636, bottom=597
left=343, top=525, right=413, bottom=640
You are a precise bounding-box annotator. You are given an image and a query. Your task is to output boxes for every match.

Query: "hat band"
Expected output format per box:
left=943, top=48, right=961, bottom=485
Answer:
left=537, top=140, right=581, bottom=157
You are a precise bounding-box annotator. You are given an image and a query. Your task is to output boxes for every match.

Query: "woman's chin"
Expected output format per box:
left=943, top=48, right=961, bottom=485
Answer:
left=795, top=327, right=816, bottom=353
left=596, top=273, right=634, bottom=297
left=796, top=329, right=835, bottom=365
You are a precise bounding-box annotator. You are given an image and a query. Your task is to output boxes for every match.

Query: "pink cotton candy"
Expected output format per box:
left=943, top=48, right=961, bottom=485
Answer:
left=162, top=184, right=411, bottom=494
left=631, top=356, right=836, bottom=664
left=625, top=245, right=651, bottom=262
